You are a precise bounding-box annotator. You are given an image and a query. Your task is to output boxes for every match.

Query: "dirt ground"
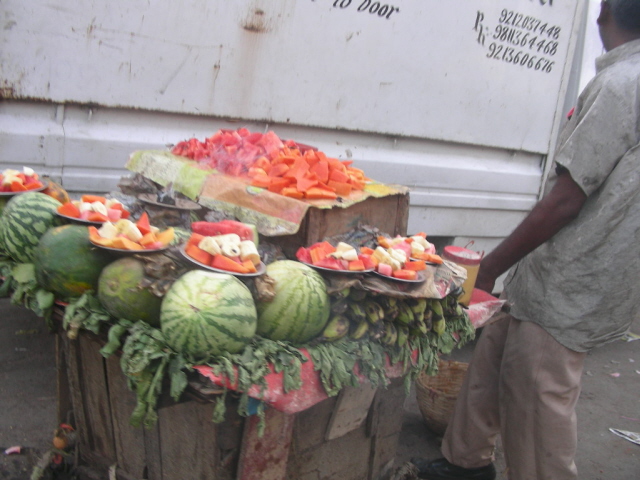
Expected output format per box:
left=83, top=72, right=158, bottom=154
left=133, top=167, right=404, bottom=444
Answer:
left=1, top=298, right=638, bottom=479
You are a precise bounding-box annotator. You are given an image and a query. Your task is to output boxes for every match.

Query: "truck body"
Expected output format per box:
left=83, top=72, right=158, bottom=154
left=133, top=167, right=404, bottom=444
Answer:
left=1, top=0, right=603, bottom=260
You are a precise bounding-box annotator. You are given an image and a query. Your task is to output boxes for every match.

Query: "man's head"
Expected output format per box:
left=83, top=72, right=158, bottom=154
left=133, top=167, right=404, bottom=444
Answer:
left=598, top=0, right=640, bottom=51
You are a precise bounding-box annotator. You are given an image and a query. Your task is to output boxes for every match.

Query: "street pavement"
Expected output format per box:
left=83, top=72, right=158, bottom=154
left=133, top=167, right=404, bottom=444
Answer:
left=1, top=298, right=638, bottom=479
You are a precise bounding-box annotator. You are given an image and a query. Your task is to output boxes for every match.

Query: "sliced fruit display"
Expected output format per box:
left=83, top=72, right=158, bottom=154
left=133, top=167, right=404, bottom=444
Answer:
left=372, top=233, right=441, bottom=278
left=57, top=195, right=131, bottom=222
left=171, top=127, right=371, bottom=201
left=183, top=232, right=262, bottom=274
left=0, top=166, right=45, bottom=192
left=295, top=241, right=374, bottom=272
left=88, top=215, right=174, bottom=251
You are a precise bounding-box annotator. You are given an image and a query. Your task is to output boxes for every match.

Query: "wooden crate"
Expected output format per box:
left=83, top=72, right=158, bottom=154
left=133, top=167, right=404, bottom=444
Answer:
left=274, top=192, right=410, bottom=256
left=56, top=327, right=407, bottom=480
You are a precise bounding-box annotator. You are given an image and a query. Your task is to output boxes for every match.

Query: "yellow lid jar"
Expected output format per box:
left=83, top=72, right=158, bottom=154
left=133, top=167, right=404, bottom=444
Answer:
left=442, top=245, right=483, bottom=306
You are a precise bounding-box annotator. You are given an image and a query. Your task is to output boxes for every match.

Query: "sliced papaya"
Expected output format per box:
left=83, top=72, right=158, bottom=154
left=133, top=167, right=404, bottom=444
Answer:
left=136, top=212, right=152, bottom=236
left=211, top=254, right=250, bottom=273
left=185, top=244, right=212, bottom=265
left=155, top=227, right=175, bottom=246
left=139, top=232, right=158, bottom=246
left=87, top=212, right=109, bottom=223
left=58, top=202, right=81, bottom=218
left=81, top=194, right=107, bottom=204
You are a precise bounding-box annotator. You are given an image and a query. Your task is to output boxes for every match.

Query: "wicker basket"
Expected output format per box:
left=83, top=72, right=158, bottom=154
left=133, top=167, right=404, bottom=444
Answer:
left=415, top=360, right=469, bottom=436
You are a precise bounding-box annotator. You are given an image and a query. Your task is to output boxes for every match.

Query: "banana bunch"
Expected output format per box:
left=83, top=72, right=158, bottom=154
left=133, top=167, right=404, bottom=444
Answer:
left=317, top=285, right=468, bottom=345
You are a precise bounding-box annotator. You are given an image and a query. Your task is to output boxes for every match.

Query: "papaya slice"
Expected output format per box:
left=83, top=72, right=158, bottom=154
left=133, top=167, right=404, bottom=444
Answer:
left=404, top=260, right=427, bottom=271
left=155, top=227, right=175, bottom=246
left=211, top=254, right=250, bottom=273
left=81, top=194, right=107, bottom=204
left=87, top=212, right=109, bottom=223
left=136, top=212, right=152, bottom=236
left=392, top=269, right=417, bottom=280
left=185, top=244, right=212, bottom=265
left=187, top=233, right=205, bottom=248
left=58, top=202, right=81, bottom=218
left=242, top=259, right=257, bottom=273
left=139, top=232, right=158, bottom=246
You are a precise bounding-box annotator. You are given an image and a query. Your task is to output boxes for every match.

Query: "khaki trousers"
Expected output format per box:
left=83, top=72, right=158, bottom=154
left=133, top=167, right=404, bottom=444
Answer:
left=441, top=315, right=586, bottom=480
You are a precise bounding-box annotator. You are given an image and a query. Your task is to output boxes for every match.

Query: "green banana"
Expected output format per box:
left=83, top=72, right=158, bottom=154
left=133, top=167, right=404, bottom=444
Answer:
left=317, top=315, right=350, bottom=342
left=330, top=297, right=349, bottom=314
left=407, top=297, right=428, bottom=323
left=348, top=288, right=368, bottom=302
left=363, top=299, right=385, bottom=324
left=396, top=300, right=414, bottom=326
left=346, top=302, right=367, bottom=323
left=381, top=322, right=398, bottom=346
left=379, top=295, right=398, bottom=309
left=423, top=308, right=433, bottom=331
left=382, top=303, right=399, bottom=322
left=409, top=317, right=428, bottom=336
left=368, top=321, right=385, bottom=341
left=431, top=299, right=446, bottom=335
left=333, top=287, right=351, bottom=299
left=349, top=318, right=370, bottom=340
left=396, top=325, right=409, bottom=347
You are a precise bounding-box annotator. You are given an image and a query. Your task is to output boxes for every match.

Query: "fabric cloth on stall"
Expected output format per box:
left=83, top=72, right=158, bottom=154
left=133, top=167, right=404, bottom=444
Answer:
left=441, top=315, right=585, bottom=479
left=503, top=38, right=640, bottom=352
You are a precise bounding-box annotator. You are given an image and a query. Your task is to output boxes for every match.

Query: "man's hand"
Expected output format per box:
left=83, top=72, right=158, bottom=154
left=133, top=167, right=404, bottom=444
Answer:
left=475, top=169, right=587, bottom=294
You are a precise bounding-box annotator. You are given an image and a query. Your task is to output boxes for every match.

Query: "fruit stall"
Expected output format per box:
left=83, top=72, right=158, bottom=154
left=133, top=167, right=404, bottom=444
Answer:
left=0, top=129, right=504, bottom=480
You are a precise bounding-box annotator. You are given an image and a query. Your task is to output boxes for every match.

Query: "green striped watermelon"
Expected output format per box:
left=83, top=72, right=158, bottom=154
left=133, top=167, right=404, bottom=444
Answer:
left=2, top=192, right=62, bottom=263
left=34, top=225, right=112, bottom=300
left=256, top=260, right=330, bottom=344
left=160, top=270, right=257, bottom=360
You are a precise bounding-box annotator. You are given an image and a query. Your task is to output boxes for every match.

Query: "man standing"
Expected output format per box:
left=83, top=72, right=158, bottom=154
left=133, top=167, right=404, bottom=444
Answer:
left=411, top=1, right=640, bottom=479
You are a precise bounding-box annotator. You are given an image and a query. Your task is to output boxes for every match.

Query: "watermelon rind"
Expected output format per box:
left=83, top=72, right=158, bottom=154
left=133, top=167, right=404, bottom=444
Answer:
left=98, top=257, right=163, bottom=327
left=160, top=270, right=257, bottom=360
left=2, top=192, right=62, bottom=263
left=34, top=224, right=113, bottom=300
left=256, top=260, right=330, bottom=344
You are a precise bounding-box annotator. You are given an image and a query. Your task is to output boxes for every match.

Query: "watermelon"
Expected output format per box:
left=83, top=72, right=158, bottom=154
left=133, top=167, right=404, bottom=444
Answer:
left=34, top=224, right=112, bottom=299
left=2, top=192, right=62, bottom=263
left=98, top=257, right=163, bottom=327
left=160, top=270, right=257, bottom=360
left=256, top=260, right=330, bottom=344
left=191, top=220, right=259, bottom=245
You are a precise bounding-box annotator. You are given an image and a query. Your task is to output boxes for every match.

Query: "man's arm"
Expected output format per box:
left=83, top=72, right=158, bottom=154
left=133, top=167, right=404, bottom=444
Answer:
left=475, top=169, right=587, bottom=294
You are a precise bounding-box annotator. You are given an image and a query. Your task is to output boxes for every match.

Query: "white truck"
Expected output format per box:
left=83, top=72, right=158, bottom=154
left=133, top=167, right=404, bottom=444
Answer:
left=0, top=0, right=603, bottom=261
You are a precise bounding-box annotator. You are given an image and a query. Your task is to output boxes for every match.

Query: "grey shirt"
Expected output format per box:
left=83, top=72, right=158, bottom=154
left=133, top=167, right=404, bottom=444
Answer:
left=503, top=39, right=640, bottom=352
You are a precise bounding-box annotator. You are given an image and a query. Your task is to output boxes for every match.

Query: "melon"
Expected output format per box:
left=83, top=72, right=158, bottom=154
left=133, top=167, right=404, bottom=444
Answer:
left=34, top=224, right=112, bottom=299
left=2, top=192, right=62, bottom=263
left=256, top=260, right=330, bottom=344
left=98, top=257, right=163, bottom=327
left=160, top=270, right=257, bottom=360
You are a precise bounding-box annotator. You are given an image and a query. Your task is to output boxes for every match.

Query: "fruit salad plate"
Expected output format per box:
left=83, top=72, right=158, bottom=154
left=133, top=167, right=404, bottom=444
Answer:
left=373, top=270, right=427, bottom=283
left=56, top=212, right=106, bottom=227
left=89, top=239, right=170, bottom=256
left=179, top=245, right=266, bottom=277
left=0, top=181, right=48, bottom=196
left=299, top=260, right=374, bottom=275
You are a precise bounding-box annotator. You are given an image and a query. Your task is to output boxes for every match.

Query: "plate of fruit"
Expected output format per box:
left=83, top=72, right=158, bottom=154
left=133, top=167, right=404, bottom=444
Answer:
left=181, top=232, right=265, bottom=277
left=0, top=167, right=47, bottom=195
left=57, top=195, right=132, bottom=226
left=88, top=212, right=174, bottom=254
left=296, top=241, right=376, bottom=274
left=369, top=239, right=433, bottom=282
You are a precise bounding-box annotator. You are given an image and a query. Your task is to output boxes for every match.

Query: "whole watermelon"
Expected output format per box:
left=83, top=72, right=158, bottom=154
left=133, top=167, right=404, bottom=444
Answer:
left=160, top=270, right=257, bottom=360
left=256, top=260, right=330, bottom=344
left=2, top=192, right=62, bottom=263
left=34, top=224, right=112, bottom=299
left=98, top=257, right=163, bottom=327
